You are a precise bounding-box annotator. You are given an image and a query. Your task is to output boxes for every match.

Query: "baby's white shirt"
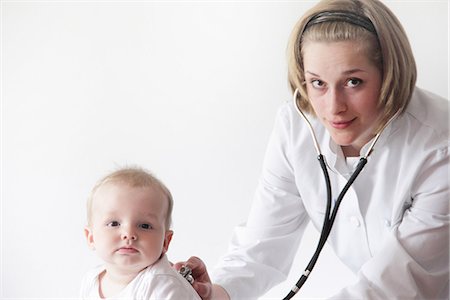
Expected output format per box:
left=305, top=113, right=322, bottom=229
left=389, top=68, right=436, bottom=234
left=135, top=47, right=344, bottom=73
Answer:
left=80, top=255, right=201, bottom=300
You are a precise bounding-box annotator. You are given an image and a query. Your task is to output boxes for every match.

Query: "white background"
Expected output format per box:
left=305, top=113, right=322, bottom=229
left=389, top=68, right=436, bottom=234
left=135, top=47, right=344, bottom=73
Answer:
left=1, top=0, right=448, bottom=299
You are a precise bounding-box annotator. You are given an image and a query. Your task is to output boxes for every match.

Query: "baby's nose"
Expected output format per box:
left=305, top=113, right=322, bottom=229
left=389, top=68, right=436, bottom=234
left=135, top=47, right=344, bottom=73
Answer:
left=121, top=229, right=137, bottom=241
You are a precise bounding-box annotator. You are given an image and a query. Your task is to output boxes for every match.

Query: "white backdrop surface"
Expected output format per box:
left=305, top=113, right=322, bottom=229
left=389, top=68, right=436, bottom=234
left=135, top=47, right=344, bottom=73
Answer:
left=1, top=0, right=448, bottom=299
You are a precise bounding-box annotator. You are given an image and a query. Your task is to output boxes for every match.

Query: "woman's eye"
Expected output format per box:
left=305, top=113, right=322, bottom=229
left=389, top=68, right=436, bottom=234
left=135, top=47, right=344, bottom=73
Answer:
left=139, top=223, right=152, bottom=230
left=346, top=78, right=362, bottom=87
left=107, top=221, right=120, bottom=227
left=311, top=79, right=325, bottom=89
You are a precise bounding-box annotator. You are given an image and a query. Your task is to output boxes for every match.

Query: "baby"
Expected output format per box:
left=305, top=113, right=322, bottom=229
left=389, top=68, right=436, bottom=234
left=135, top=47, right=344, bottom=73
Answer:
left=80, top=167, right=201, bottom=299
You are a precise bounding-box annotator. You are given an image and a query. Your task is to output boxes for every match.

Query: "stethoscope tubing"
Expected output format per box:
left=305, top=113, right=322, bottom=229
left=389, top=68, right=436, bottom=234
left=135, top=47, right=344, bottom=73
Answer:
left=283, top=155, right=367, bottom=300
left=283, top=89, right=396, bottom=300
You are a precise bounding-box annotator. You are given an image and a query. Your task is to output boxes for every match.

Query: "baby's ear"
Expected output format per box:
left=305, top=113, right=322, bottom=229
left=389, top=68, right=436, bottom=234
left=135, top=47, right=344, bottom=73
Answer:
left=162, top=230, right=173, bottom=254
left=84, top=226, right=95, bottom=250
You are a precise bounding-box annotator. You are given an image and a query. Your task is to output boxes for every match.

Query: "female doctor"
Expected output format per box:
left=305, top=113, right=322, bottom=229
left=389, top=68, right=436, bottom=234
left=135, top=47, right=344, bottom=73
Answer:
left=176, top=0, right=449, bottom=299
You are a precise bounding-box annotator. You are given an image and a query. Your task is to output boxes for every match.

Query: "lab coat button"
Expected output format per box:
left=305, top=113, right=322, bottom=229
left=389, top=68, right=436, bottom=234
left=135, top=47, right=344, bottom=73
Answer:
left=349, top=216, right=360, bottom=227
left=384, top=219, right=391, bottom=227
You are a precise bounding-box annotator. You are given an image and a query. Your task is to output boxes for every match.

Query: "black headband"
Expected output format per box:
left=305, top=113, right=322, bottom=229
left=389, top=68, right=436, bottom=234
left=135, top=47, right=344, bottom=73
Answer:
left=303, top=10, right=377, bottom=35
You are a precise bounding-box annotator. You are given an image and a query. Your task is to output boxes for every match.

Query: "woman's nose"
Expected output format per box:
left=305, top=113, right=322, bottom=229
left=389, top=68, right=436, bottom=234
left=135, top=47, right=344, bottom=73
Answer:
left=327, top=88, right=347, bottom=114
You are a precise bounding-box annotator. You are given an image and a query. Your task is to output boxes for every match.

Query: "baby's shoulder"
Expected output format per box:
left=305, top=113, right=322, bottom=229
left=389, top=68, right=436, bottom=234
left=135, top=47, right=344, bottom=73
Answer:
left=134, top=256, right=201, bottom=300
left=80, top=265, right=105, bottom=297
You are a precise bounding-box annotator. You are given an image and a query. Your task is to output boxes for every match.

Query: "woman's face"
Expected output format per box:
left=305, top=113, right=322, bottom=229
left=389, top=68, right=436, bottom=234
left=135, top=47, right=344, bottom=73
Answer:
left=303, top=40, right=382, bottom=157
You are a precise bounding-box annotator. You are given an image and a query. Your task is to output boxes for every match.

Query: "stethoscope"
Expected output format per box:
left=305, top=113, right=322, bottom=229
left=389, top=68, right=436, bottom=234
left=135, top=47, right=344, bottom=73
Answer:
left=283, top=89, right=397, bottom=300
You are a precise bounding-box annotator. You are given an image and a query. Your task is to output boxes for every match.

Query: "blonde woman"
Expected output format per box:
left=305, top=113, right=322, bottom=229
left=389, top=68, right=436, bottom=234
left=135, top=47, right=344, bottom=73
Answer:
left=177, top=0, right=449, bottom=299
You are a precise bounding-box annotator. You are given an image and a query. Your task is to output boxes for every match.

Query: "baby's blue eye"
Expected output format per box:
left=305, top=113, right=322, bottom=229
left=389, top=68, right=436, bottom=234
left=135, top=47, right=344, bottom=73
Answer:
left=107, top=221, right=120, bottom=227
left=139, top=223, right=152, bottom=230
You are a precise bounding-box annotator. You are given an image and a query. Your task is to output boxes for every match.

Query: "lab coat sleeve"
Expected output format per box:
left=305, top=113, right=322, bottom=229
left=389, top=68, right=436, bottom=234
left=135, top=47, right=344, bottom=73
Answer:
left=212, top=105, right=310, bottom=299
left=331, top=145, right=450, bottom=300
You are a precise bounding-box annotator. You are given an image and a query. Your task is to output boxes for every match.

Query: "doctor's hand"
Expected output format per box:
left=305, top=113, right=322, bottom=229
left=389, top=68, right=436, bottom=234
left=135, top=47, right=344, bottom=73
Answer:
left=174, top=256, right=213, bottom=300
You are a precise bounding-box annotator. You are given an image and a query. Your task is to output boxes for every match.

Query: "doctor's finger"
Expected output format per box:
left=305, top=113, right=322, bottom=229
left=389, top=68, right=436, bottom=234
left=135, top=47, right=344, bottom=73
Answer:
left=185, top=256, right=209, bottom=277
left=172, top=261, right=187, bottom=271
left=193, top=281, right=212, bottom=300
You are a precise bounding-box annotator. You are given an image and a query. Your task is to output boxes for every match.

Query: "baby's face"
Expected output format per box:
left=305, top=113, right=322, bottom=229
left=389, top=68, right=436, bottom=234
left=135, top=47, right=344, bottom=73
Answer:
left=85, top=182, right=172, bottom=274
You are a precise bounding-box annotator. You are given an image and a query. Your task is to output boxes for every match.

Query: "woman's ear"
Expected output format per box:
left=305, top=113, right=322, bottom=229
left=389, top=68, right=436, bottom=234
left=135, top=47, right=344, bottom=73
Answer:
left=162, top=230, right=173, bottom=254
left=84, top=226, right=95, bottom=250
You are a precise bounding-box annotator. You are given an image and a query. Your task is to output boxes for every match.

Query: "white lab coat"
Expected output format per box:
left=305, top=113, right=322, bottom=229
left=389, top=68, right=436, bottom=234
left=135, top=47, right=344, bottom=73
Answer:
left=212, top=87, right=449, bottom=299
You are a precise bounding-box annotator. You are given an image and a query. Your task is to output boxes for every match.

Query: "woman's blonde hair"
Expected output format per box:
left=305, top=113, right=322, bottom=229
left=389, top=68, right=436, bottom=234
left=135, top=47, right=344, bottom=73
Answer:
left=86, top=167, right=173, bottom=229
left=287, top=0, right=416, bottom=130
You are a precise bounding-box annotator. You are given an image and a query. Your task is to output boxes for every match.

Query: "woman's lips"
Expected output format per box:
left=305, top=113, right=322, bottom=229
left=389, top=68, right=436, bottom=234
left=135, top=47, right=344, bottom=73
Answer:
left=330, top=118, right=355, bottom=129
left=117, top=247, right=138, bottom=254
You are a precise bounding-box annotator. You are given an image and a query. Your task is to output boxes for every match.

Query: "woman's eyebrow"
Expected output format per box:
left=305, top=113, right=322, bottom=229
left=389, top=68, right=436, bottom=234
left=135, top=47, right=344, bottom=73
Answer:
left=305, top=70, right=320, bottom=77
left=342, top=68, right=367, bottom=75
left=305, top=68, right=368, bottom=77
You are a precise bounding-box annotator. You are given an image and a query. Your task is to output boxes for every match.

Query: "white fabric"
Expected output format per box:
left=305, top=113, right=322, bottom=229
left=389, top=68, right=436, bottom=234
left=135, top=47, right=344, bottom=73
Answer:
left=80, top=255, right=201, bottom=300
left=212, top=87, right=449, bottom=299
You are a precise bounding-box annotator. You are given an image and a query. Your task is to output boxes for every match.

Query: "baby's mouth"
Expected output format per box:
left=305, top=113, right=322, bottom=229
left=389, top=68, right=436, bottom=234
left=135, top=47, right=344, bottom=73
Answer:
left=117, top=247, right=138, bottom=254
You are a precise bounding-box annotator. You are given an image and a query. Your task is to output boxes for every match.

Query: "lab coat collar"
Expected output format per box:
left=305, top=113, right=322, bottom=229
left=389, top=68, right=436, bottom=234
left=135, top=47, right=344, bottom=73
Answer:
left=325, top=115, right=399, bottom=175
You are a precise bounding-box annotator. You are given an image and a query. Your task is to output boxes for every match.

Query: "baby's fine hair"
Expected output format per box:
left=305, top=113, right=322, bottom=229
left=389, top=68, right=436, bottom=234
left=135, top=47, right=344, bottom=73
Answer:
left=86, top=167, right=173, bottom=229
